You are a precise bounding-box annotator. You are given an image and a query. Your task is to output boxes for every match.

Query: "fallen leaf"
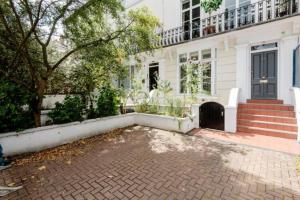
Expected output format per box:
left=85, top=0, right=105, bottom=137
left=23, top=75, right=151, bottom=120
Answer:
left=38, top=166, right=46, bottom=171
left=7, top=182, right=15, bottom=187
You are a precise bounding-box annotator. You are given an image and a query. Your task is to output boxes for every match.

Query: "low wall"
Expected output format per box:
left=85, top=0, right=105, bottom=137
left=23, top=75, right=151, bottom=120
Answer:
left=0, top=113, right=195, bottom=156
left=136, top=113, right=195, bottom=133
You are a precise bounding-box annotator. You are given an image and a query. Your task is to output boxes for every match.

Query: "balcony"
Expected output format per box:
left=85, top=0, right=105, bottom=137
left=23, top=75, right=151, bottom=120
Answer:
left=158, top=0, right=299, bottom=47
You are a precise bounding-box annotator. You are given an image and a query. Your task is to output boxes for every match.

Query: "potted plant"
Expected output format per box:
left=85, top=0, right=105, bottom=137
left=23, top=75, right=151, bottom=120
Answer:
left=201, top=0, right=223, bottom=35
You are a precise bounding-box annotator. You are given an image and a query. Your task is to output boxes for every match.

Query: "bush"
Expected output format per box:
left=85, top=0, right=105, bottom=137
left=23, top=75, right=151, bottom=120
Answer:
left=95, top=85, right=119, bottom=117
left=48, top=96, right=85, bottom=124
left=0, top=78, right=34, bottom=133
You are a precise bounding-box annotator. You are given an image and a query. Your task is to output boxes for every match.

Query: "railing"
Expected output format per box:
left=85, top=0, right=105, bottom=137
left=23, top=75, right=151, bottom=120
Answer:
left=294, top=44, right=300, bottom=87
left=157, top=0, right=299, bottom=46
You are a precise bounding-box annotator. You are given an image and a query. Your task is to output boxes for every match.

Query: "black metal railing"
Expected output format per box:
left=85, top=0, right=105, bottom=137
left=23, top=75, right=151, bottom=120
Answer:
left=293, top=44, right=300, bottom=87
left=157, top=0, right=299, bottom=46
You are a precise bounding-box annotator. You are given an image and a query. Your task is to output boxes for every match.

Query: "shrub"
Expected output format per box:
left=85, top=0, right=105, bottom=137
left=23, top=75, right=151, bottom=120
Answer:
left=0, top=78, right=34, bottom=133
left=48, top=96, right=85, bottom=124
left=95, top=85, right=119, bottom=117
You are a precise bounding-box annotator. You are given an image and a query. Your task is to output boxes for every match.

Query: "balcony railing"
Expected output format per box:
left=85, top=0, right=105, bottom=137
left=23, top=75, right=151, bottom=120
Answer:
left=157, top=0, right=299, bottom=47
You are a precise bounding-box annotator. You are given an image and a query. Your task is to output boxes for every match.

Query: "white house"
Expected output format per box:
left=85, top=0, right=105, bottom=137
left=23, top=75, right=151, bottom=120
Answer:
left=123, top=0, right=300, bottom=139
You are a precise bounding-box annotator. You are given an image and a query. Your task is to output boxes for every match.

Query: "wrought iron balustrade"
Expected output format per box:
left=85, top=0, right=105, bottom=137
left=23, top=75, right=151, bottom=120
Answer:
left=158, top=0, right=299, bottom=47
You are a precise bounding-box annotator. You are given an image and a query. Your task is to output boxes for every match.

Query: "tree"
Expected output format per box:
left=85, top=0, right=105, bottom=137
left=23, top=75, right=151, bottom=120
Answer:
left=0, top=0, right=160, bottom=127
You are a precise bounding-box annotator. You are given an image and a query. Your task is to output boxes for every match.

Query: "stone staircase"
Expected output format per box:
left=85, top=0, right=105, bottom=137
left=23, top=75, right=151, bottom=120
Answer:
left=237, top=99, right=298, bottom=139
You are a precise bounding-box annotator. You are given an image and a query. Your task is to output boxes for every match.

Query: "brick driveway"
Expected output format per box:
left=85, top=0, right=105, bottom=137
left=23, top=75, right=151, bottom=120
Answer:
left=1, top=126, right=300, bottom=200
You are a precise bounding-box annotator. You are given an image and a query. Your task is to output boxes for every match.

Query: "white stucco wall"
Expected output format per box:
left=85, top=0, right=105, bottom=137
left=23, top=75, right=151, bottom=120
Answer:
left=216, top=40, right=237, bottom=105
left=135, top=17, right=300, bottom=107
left=125, top=0, right=181, bottom=30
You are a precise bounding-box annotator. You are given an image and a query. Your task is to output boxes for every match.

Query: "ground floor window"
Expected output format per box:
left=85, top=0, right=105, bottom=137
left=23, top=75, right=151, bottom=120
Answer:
left=179, top=49, right=214, bottom=95
left=118, top=65, right=135, bottom=90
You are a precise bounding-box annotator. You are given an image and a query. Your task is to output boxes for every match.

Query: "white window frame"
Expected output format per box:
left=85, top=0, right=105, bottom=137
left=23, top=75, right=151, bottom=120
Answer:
left=177, top=48, right=216, bottom=97
left=181, top=0, right=201, bottom=39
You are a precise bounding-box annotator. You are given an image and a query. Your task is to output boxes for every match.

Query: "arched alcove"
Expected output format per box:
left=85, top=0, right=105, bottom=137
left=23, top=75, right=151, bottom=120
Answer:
left=199, top=102, right=225, bottom=131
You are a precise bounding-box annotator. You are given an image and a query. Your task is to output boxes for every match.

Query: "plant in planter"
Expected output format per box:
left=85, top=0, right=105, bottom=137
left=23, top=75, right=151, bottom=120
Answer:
left=201, top=0, right=223, bottom=35
left=95, top=85, right=120, bottom=117
left=48, top=96, right=85, bottom=124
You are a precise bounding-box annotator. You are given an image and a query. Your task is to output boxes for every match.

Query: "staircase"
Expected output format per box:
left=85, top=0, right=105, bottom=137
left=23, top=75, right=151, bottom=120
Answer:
left=237, top=99, right=298, bottom=139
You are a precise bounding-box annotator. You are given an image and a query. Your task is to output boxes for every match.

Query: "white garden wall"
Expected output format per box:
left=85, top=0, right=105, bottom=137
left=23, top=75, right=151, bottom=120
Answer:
left=0, top=113, right=195, bottom=156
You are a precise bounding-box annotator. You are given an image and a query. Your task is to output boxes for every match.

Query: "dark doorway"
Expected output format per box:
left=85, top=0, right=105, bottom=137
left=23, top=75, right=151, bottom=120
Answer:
left=199, top=102, right=224, bottom=131
left=149, top=63, right=159, bottom=91
left=251, top=50, right=277, bottom=99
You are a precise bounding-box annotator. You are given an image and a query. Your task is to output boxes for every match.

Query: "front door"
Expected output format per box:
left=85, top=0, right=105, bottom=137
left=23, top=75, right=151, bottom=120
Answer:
left=251, top=50, right=277, bottom=99
left=149, top=63, right=159, bottom=91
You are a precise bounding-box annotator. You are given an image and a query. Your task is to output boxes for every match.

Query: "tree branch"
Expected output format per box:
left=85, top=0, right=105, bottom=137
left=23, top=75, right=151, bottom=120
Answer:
left=52, top=20, right=133, bottom=71
left=45, top=0, right=75, bottom=46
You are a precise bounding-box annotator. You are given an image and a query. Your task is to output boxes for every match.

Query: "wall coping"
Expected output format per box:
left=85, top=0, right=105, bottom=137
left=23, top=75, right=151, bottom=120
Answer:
left=0, top=113, right=137, bottom=139
left=0, top=113, right=191, bottom=139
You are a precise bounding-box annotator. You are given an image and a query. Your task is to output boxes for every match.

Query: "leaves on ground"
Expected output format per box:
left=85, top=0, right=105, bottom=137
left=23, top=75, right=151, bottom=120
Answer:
left=7, top=182, right=15, bottom=187
left=38, top=166, right=46, bottom=171
left=11, top=128, right=126, bottom=166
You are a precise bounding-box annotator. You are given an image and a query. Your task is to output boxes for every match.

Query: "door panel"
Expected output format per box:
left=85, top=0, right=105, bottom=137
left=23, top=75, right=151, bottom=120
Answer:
left=251, top=50, right=277, bottom=99
left=251, top=53, right=264, bottom=99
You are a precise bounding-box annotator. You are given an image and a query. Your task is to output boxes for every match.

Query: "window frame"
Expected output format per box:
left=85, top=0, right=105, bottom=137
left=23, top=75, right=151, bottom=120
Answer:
left=178, top=48, right=216, bottom=96
left=181, top=0, right=201, bottom=39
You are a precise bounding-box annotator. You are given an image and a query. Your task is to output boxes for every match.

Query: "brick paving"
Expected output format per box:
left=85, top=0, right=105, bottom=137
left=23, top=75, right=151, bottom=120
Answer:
left=192, top=129, right=300, bottom=155
left=1, top=126, right=300, bottom=200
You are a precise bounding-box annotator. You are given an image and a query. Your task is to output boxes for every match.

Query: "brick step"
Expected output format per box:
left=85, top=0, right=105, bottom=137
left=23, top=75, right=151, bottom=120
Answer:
left=237, top=114, right=297, bottom=124
left=238, top=103, right=294, bottom=111
left=237, top=119, right=298, bottom=132
left=238, top=109, right=295, bottom=117
left=246, top=99, right=284, bottom=104
left=237, top=126, right=297, bottom=139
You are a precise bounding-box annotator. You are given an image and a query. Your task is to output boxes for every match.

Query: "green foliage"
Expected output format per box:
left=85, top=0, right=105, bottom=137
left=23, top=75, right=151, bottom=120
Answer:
left=48, top=96, right=85, bottom=124
left=64, top=5, right=161, bottom=91
left=200, top=0, right=223, bottom=14
left=0, top=0, right=160, bottom=127
left=95, top=85, right=120, bottom=117
left=165, top=98, right=186, bottom=118
left=135, top=100, right=149, bottom=113
left=0, top=78, right=34, bottom=133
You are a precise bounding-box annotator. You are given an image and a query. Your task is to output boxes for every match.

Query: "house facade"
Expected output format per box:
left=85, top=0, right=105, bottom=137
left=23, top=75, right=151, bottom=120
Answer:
left=123, top=0, right=300, bottom=138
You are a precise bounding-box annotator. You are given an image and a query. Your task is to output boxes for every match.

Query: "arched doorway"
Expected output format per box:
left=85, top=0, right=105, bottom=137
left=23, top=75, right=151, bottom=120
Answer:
left=199, top=102, right=224, bottom=130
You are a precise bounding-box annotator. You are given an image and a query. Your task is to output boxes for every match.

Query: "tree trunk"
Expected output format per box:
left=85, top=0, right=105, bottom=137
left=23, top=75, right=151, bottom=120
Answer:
left=32, top=80, right=47, bottom=127
left=33, top=108, right=41, bottom=127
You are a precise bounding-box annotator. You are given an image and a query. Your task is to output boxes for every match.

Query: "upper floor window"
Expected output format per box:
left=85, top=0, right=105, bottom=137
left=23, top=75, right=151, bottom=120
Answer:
left=179, top=49, right=212, bottom=95
left=182, top=0, right=201, bottom=39
left=225, top=0, right=235, bottom=10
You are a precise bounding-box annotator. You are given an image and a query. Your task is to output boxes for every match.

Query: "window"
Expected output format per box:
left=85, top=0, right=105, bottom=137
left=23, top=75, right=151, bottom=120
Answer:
left=225, top=0, right=236, bottom=10
left=179, top=50, right=213, bottom=95
left=251, top=42, right=278, bottom=51
left=118, top=65, right=135, bottom=90
left=182, top=0, right=201, bottom=39
left=179, top=54, right=188, bottom=93
left=201, top=49, right=211, bottom=59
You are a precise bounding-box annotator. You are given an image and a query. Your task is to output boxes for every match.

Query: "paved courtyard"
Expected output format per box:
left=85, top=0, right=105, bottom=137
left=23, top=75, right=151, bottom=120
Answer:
left=1, top=126, right=300, bottom=200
